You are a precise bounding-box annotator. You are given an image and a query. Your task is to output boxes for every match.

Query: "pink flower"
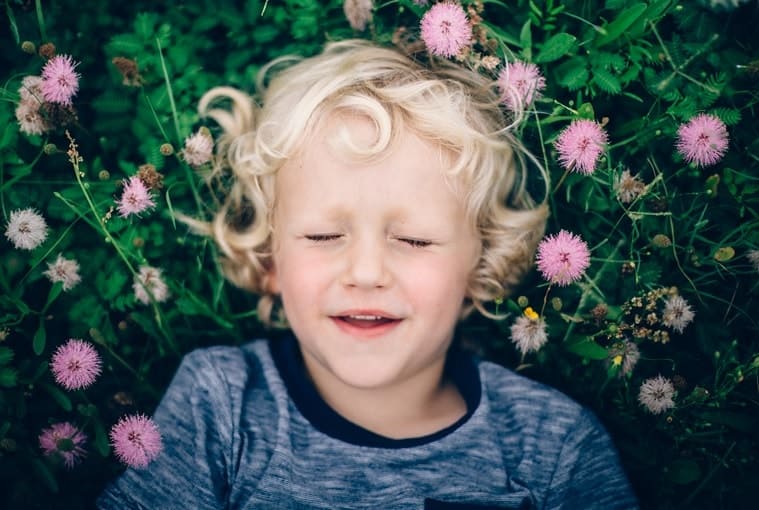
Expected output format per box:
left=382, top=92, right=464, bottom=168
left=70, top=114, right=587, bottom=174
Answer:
left=116, top=176, right=155, bottom=217
left=110, top=414, right=163, bottom=468
left=420, top=2, right=472, bottom=58
left=661, top=294, right=695, bottom=333
left=43, top=253, right=82, bottom=291
left=182, top=130, right=214, bottom=167
left=498, top=61, right=546, bottom=111
left=40, top=55, right=80, bottom=106
left=50, top=339, right=102, bottom=390
left=19, top=75, right=44, bottom=102
left=536, top=229, right=591, bottom=286
left=4, top=208, right=48, bottom=250
left=638, top=375, right=676, bottom=415
left=133, top=265, right=170, bottom=305
left=39, top=422, right=87, bottom=469
left=343, top=0, right=373, bottom=31
left=15, top=101, right=50, bottom=135
left=676, top=113, right=729, bottom=167
left=554, top=119, right=609, bottom=175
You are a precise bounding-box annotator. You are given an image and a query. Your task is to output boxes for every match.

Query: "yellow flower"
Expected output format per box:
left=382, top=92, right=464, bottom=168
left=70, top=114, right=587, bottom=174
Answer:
left=524, top=307, right=539, bottom=321
left=612, top=354, right=623, bottom=366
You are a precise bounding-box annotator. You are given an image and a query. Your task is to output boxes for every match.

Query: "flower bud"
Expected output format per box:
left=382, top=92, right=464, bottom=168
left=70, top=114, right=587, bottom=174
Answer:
left=98, top=170, right=110, bottom=180
left=652, top=234, right=671, bottom=248
left=516, top=295, right=529, bottom=308
left=159, top=143, right=174, bottom=156
left=43, top=143, right=58, bottom=155
left=21, top=41, right=36, bottom=54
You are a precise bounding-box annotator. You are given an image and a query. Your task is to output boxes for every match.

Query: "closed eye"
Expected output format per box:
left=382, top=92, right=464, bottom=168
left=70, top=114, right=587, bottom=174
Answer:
left=397, top=237, right=432, bottom=248
left=305, top=234, right=342, bottom=242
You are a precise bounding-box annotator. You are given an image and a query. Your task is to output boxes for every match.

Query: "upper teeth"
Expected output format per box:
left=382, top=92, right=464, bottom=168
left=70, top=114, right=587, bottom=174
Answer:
left=349, top=315, right=383, bottom=320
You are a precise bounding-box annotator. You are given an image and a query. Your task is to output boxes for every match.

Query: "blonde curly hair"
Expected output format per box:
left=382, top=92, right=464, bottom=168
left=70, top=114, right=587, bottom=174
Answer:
left=184, top=39, right=548, bottom=325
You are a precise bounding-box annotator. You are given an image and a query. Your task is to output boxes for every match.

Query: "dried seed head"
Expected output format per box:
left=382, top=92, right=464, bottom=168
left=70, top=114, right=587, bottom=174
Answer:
left=38, top=42, right=56, bottom=59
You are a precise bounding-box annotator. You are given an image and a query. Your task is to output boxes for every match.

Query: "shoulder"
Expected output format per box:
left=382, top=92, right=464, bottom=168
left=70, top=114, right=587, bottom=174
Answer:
left=478, top=360, right=586, bottom=425
left=476, top=360, right=595, bottom=461
left=179, top=340, right=269, bottom=381
left=163, top=340, right=273, bottom=410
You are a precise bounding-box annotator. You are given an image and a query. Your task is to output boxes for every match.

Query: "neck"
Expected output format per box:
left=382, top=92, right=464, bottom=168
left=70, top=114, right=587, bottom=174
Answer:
left=301, top=354, right=467, bottom=439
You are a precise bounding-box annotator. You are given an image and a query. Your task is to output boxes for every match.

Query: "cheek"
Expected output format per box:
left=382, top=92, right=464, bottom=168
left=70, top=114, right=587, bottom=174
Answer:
left=274, top=250, right=333, bottom=298
left=399, top=256, right=471, bottom=307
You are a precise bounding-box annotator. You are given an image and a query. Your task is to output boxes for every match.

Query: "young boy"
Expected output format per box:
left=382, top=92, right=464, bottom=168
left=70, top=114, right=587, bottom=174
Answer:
left=98, top=40, right=638, bottom=509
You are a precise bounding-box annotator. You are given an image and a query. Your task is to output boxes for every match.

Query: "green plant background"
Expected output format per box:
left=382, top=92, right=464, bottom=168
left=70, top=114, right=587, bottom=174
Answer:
left=1, top=1, right=758, bottom=508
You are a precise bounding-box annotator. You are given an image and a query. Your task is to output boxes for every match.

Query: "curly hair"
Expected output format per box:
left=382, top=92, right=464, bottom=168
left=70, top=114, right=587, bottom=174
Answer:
left=183, top=39, right=549, bottom=325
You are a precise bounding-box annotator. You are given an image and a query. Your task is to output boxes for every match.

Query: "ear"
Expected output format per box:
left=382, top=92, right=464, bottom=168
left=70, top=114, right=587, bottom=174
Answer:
left=263, top=263, right=280, bottom=294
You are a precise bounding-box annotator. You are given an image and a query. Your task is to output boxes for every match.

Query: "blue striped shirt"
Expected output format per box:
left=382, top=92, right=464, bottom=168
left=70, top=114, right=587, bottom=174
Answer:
left=98, top=336, right=638, bottom=509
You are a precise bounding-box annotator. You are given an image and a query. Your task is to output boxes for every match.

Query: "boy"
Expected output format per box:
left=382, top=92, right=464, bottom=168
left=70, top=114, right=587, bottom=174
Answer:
left=98, top=40, right=638, bottom=509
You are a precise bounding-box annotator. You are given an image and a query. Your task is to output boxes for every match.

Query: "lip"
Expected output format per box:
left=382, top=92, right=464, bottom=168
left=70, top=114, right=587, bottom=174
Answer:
left=329, top=309, right=403, bottom=339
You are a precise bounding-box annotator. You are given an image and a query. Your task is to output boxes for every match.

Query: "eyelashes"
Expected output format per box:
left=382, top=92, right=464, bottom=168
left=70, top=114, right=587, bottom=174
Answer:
left=304, top=234, right=432, bottom=248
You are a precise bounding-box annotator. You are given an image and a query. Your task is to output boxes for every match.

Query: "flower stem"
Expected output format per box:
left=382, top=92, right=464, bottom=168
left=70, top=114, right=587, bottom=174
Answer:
left=34, top=0, right=46, bottom=42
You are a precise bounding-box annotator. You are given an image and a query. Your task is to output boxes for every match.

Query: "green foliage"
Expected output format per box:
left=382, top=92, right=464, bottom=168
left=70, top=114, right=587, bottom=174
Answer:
left=1, top=1, right=758, bottom=509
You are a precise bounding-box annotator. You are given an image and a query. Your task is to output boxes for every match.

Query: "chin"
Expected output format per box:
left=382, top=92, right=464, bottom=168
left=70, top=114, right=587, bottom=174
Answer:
left=329, top=361, right=405, bottom=390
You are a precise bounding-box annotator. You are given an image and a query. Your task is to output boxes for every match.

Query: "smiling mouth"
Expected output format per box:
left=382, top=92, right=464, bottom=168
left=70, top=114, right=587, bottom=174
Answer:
left=334, top=315, right=400, bottom=328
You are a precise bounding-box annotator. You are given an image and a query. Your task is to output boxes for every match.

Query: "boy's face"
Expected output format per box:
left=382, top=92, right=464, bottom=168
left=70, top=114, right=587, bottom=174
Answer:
left=269, top=114, right=479, bottom=396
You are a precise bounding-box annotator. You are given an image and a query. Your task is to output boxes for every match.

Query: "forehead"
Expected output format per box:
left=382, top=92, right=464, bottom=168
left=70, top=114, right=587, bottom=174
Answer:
left=276, top=112, right=465, bottom=205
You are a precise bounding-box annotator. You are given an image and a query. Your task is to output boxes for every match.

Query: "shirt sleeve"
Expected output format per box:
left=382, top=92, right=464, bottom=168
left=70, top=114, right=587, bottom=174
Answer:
left=543, top=408, right=639, bottom=510
left=97, top=348, right=238, bottom=510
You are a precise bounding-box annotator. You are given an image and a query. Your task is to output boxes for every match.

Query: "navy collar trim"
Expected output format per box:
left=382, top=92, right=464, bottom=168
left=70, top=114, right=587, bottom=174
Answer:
left=269, top=333, right=482, bottom=449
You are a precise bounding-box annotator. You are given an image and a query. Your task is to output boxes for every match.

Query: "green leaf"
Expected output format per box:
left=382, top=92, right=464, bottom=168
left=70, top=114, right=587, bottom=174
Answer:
left=535, top=33, right=577, bottom=63
left=77, top=403, right=98, bottom=417
left=556, top=57, right=589, bottom=90
left=31, top=458, right=59, bottom=493
left=41, top=383, right=73, bottom=412
left=565, top=337, right=609, bottom=360
left=519, top=20, right=533, bottom=60
left=709, top=107, right=742, bottom=126
left=594, top=3, right=648, bottom=48
left=94, top=419, right=111, bottom=457
left=665, top=458, right=701, bottom=485
left=43, top=282, right=64, bottom=312
left=32, top=325, right=46, bottom=356
left=0, top=346, right=13, bottom=365
left=0, top=367, right=18, bottom=388
left=106, top=34, right=144, bottom=56
left=592, top=68, right=622, bottom=94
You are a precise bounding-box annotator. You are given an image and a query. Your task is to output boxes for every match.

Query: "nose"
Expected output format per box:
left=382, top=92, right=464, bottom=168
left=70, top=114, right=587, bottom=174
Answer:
left=341, top=234, right=391, bottom=289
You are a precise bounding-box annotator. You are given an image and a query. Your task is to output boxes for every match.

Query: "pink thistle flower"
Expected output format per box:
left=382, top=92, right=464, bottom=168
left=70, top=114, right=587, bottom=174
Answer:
left=43, top=253, right=82, bottom=291
left=110, top=414, right=163, bottom=468
left=40, top=54, right=80, bottom=106
left=676, top=113, right=729, bottom=167
left=554, top=119, right=609, bottom=175
left=536, top=229, right=591, bottom=286
left=638, top=375, right=676, bottom=415
left=15, top=101, right=51, bottom=136
left=50, top=339, right=102, bottom=390
left=498, top=61, right=546, bottom=112
left=420, top=2, right=472, bottom=58
left=661, top=294, right=695, bottom=333
left=182, top=130, right=214, bottom=167
left=19, top=75, right=44, bottom=102
left=116, top=176, right=155, bottom=217
left=343, top=0, right=373, bottom=31
left=39, top=422, right=87, bottom=469
left=4, top=208, right=48, bottom=250
left=133, top=265, right=170, bottom=305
